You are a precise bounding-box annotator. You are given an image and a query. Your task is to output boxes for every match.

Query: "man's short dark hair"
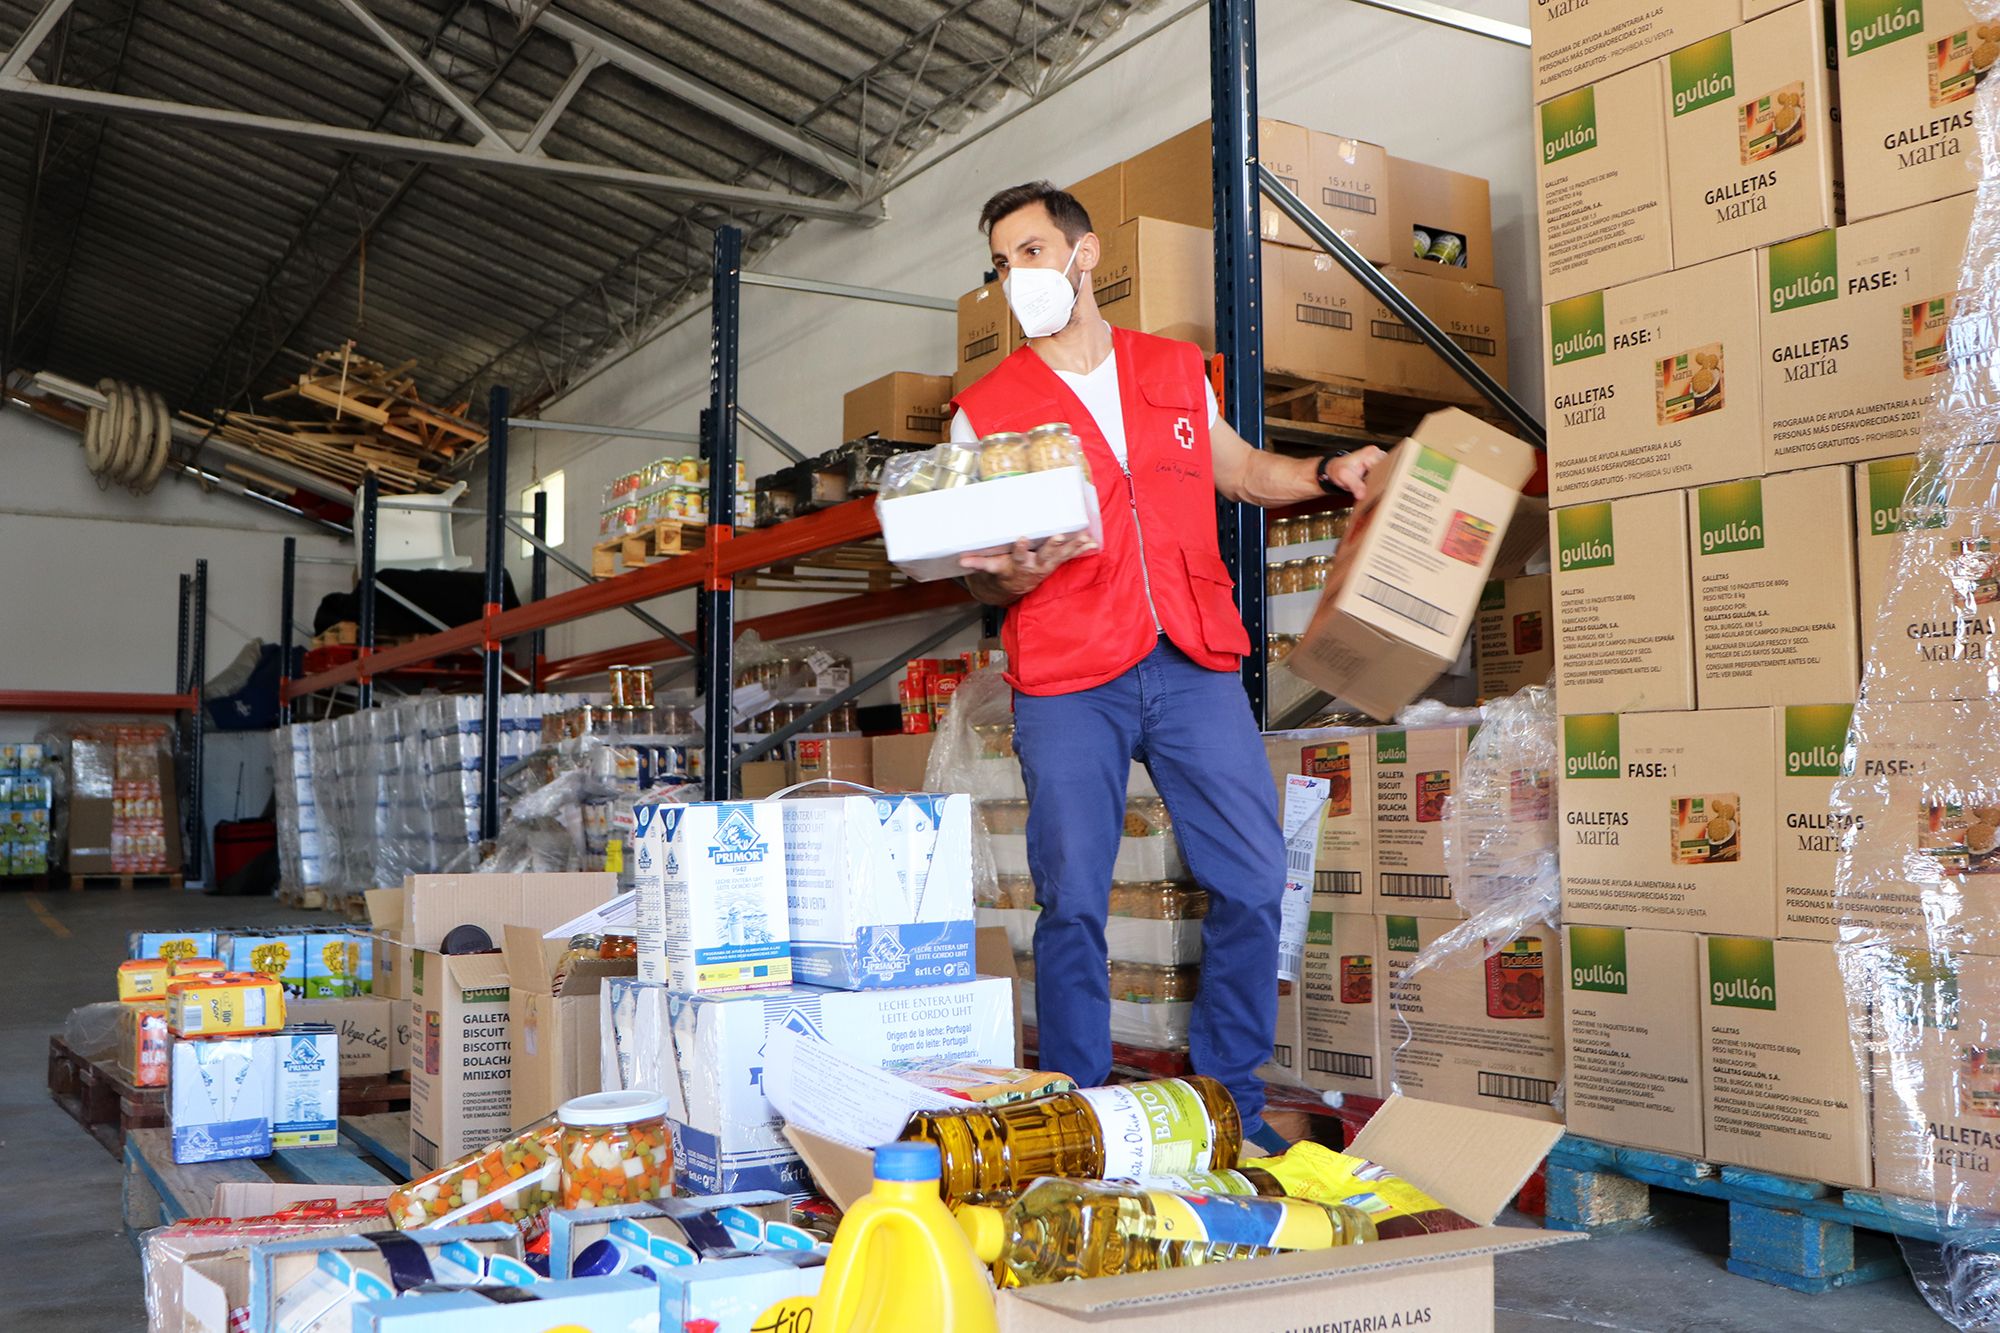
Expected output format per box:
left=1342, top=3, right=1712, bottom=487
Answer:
left=979, top=181, right=1092, bottom=241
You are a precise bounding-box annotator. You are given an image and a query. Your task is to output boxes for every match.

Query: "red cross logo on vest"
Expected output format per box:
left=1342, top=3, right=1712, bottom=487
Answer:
left=1173, top=416, right=1193, bottom=449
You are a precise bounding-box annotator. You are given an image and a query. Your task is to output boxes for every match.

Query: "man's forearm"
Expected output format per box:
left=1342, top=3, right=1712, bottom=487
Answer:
left=964, top=572, right=1022, bottom=607
left=1233, top=449, right=1327, bottom=508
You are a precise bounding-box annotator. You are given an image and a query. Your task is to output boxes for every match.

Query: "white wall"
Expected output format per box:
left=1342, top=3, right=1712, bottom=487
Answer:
left=497, top=0, right=1539, bottom=696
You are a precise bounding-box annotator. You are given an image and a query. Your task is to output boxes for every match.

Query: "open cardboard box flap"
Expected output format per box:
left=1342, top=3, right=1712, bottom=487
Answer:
left=364, top=886, right=405, bottom=937
left=405, top=872, right=616, bottom=953
left=501, top=924, right=630, bottom=998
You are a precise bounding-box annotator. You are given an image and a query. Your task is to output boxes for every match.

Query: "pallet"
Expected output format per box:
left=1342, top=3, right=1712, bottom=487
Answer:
left=1544, top=1134, right=1974, bottom=1293
left=49, top=1035, right=410, bottom=1160
left=591, top=519, right=707, bottom=578
left=277, top=884, right=326, bottom=910
left=739, top=538, right=907, bottom=594
left=1263, top=372, right=1519, bottom=451
left=121, top=1111, right=408, bottom=1237
left=68, top=872, right=181, bottom=892
left=311, top=621, right=360, bottom=648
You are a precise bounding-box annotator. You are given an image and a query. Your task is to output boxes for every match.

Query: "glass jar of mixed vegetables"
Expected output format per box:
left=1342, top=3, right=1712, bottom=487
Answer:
left=557, top=1089, right=672, bottom=1210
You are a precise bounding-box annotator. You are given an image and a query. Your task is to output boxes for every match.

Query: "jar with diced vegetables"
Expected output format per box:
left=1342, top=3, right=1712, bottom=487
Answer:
left=388, top=1120, right=561, bottom=1230
left=558, top=1089, right=672, bottom=1210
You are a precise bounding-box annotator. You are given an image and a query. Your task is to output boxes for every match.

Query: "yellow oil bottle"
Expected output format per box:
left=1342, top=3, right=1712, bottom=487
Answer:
left=814, top=1141, right=1000, bottom=1333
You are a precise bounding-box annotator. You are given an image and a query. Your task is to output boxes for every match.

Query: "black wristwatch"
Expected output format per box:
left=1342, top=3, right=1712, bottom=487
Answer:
left=1314, top=454, right=1341, bottom=495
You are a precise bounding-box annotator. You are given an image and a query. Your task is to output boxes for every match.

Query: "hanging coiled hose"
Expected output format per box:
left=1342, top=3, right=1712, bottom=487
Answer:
left=81, top=379, right=172, bottom=492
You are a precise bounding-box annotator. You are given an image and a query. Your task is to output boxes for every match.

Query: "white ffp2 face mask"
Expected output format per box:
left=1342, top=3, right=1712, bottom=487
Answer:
left=1002, top=243, right=1081, bottom=339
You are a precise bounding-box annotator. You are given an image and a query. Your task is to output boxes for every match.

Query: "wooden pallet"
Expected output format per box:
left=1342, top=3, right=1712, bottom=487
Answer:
left=1264, top=372, right=1519, bottom=451
left=311, top=621, right=359, bottom=648
left=277, top=884, right=327, bottom=910
left=739, top=538, right=907, bottom=594
left=122, top=1111, right=409, bottom=1237
left=1544, top=1134, right=1972, bottom=1293
left=591, top=518, right=707, bottom=578
left=68, top=872, right=182, bottom=892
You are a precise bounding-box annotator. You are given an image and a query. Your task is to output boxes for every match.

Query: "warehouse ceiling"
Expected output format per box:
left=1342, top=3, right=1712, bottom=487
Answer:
left=0, top=0, right=1146, bottom=425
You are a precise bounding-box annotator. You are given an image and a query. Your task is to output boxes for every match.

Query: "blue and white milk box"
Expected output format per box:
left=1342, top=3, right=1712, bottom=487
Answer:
left=273, top=1023, right=339, bottom=1149
left=635, top=801, right=791, bottom=993
left=773, top=792, right=975, bottom=988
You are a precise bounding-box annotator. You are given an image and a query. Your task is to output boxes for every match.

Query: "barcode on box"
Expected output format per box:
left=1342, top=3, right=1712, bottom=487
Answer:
left=1296, top=304, right=1353, bottom=330
left=1451, top=332, right=1498, bottom=357
left=1096, top=276, right=1132, bottom=308
left=965, top=333, right=999, bottom=362
left=1322, top=186, right=1378, bottom=215
left=904, top=413, right=945, bottom=434
left=1381, top=872, right=1451, bottom=900
left=1269, top=1042, right=1295, bottom=1069
left=1371, top=318, right=1426, bottom=346
left=1309, top=1049, right=1375, bottom=1078
left=1317, top=868, right=1363, bottom=895
left=1479, top=1072, right=1558, bottom=1106
left=1360, top=576, right=1454, bottom=635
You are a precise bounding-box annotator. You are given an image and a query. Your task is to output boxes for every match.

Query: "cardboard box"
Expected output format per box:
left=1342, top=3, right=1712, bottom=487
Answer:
left=1475, top=575, right=1555, bottom=700
left=130, top=929, right=218, bottom=961
left=118, top=957, right=172, bottom=1002
left=223, top=932, right=308, bottom=998
left=787, top=736, right=871, bottom=787
left=1121, top=119, right=1319, bottom=250
left=1760, top=195, right=1976, bottom=473
left=1664, top=4, right=1844, bottom=268
left=286, top=997, right=394, bottom=1078
left=1374, top=726, right=1472, bottom=918
left=168, top=973, right=287, bottom=1037
left=118, top=999, right=168, bottom=1087
left=1550, top=492, right=1698, bottom=713
left=1538, top=62, right=1676, bottom=305
left=1364, top=272, right=1509, bottom=405
left=365, top=886, right=408, bottom=1001
left=1381, top=915, right=1566, bottom=1122
left=1265, top=729, right=1376, bottom=913
left=1853, top=452, right=1947, bottom=622
left=1265, top=245, right=1370, bottom=385
left=1259, top=978, right=1304, bottom=1087
left=1062, top=163, right=1123, bottom=235
left=273, top=1025, right=339, bottom=1150
left=738, top=758, right=793, bottom=800
left=1384, top=156, right=1497, bottom=287
left=1094, top=216, right=1215, bottom=352
left=408, top=950, right=512, bottom=1172
left=1688, top=468, right=1861, bottom=708
left=1544, top=251, right=1763, bottom=504
left=787, top=1097, right=1572, bottom=1330
left=1700, top=935, right=1872, bottom=1186
left=545, top=1191, right=796, bottom=1280
left=1834, top=0, right=1985, bottom=222
left=352, top=1275, right=660, bottom=1332
left=1562, top=926, right=1704, bottom=1155
left=246, top=1225, right=521, bottom=1332
left=503, top=924, right=634, bottom=1127
left=305, top=930, right=371, bottom=998
left=953, top=280, right=1021, bottom=395
left=169, top=1035, right=277, bottom=1164
left=1288, top=411, right=1537, bottom=720
left=773, top=792, right=977, bottom=988
left=841, top=371, right=952, bottom=445
left=1299, top=902, right=1386, bottom=1097
left=870, top=733, right=935, bottom=793
left=878, top=466, right=1101, bottom=582
left=403, top=872, right=615, bottom=955
left=1531, top=0, right=1737, bottom=102
left=1850, top=462, right=2000, bottom=703
left=393, top=994, right=411, bottom=1074
left=1775, top=703, right=1857, bottom=941
left=1871, top=948, right=2000, bottom=1206
left=1558, top=709, right=1779, bottom=937
left=634, top=801, right=792, bottom=993
left=1304, top=130, right=1393, bottom=264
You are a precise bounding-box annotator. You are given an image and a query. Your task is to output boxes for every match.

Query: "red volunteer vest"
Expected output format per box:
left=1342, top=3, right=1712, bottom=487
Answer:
left=952, top=326, right=1251, bottom=696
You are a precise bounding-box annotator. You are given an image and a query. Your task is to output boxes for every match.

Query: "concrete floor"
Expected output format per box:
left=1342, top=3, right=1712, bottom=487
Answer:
left=0, top=889, right=1956, bottom=1331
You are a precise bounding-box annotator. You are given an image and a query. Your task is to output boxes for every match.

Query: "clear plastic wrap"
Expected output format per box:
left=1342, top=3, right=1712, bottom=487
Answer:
left=64, top=1000, right=127, bottom=1062
left=1835, top=92, right=2000, bottom=1327
left=923, top=668, right=1016, bottom=906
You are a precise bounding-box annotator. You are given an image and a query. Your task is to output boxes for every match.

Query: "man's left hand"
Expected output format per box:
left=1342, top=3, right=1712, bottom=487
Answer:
left=1327, top=446, right=1386, bottom=501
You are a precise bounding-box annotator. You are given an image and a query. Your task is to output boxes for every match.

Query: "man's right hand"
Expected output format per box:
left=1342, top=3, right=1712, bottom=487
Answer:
left=960, top=533, right=1099, bottom=606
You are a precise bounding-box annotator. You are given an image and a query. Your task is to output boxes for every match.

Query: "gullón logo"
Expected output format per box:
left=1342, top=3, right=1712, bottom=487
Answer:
left=1846, top=0, right=1924, bottom=57
left=1549, top=291, right=1607, bottom=365
left=1707, top=936, right=1778, bottom=1010
left=1768, top=230, right=1839, bottom=313
left=1563, top=713, right=1620, bottom=780
left=1386, top=916, right=1420, bottom=954
left=1696, top=478, right=1765, bottom=555
left=1669, top=32, right=1736, bottom=116
left=1542, top=86, right=1599, bottom=165
left=1412, top=446, right=1457, bottom=493
left=1868, top=455, right=1949, bottom=536
left=1376, top=731, right=1409, bottom=766
left=1568, top=926, right=1628, bottom=995
left=1556, top=502, right=1616, bottom=571
left=1784, top=704, right=1855, bottom=778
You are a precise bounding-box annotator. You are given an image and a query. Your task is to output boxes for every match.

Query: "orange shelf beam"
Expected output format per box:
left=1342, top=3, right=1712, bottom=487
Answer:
left=0, top=690, right=197, bottom=714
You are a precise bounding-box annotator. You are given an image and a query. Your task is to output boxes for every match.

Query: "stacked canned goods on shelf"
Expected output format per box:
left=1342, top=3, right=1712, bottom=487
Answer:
left=597, top=458, right=754, bottom=538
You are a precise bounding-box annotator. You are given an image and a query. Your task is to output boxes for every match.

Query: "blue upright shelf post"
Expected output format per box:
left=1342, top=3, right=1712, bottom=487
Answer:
left=357, top=473, right=379, bottom=711
left=480, top=387, right=510, bottom=841
left=279, top=536, right=297, bottom=725
left=702, top=225, right=743, bottom=801
left=1210, top=0, right=1268, bottom=727
left=530, top=488, right=549, bottom=689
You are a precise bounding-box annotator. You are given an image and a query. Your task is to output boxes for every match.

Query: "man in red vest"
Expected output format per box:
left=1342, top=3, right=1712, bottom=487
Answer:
left=952, top=182, right=1382, bottom=1149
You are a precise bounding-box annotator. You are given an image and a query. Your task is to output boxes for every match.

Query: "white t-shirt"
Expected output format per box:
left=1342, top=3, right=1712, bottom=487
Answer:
left=948, top=353, right=1222, bottom=468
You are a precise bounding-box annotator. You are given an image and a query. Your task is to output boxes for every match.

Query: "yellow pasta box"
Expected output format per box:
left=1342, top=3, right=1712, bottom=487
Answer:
left=167, top=971, right=286, bottom=1037
left=172, top=957, right=225, bottom=977
left=117, top=958, right=172, bottom=1003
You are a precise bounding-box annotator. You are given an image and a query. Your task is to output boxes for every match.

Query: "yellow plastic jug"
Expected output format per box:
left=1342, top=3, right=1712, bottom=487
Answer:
left=815, top=1141, right=1000, bottom=1333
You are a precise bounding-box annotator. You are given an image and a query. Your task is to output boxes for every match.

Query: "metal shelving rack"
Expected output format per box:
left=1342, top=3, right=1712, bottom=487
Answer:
left=278, top=0, right=1549, bottom=829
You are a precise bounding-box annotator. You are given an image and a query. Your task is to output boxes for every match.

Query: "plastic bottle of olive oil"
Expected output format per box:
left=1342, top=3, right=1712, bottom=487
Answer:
left=901, top=1075, right=1242, bottom=1205
left=955, top=1177, right=1377, bottom=1287
left=814, top=1142, right=999, bottom=1333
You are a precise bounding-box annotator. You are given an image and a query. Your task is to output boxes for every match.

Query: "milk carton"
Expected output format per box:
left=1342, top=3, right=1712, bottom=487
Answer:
left=635, top=802, right=791, bottom=993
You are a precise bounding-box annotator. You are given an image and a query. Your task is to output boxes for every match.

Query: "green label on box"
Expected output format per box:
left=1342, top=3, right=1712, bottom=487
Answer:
left=1707, top=936, right=1778, bottom=1010
left=1768, top=230, right=1840, bottom=313
left=1563, top=714, right=1620, bottom=780
left=1386, top=916, right=1420, bottom=954
left=1556, top=502, right=1616, bottom=571
left=1669, top=32, right=1736, bottom=116
left=1376, top=731, right=1408, bottom=766
left=1891, top=948, right=1960, bottom=1030
left=1568, top=926, right=1628, bottom=995
left=1412, top=446, right=1457, bottom=492
left=1696, top=478, right=1765, bottom=555
left=1307, top=910, right=1334, bottom=947
left=1479, top=579, right=1506, bottom=610
left=1549, top=291, right=1607, bottom=365
left=1541, top=86, right=1598, bottom=164
left=1868, top=455, right=1948, bottom=535
left=1846, top=0, right=1924, bottom=56
left=1784, top=704, right=1855, bottom=777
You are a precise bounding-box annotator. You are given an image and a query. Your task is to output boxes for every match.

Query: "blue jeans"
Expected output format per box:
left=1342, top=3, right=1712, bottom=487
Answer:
left=1012, top=638, right=1285, bottom=1133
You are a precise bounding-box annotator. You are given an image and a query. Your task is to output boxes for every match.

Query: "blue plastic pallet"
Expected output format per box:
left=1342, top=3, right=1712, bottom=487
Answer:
left=1544, top=1134, right=1990, bottom=1294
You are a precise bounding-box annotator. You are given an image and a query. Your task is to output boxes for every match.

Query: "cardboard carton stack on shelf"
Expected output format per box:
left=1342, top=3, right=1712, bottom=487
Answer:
left=0, top=742, right=52, bottom=877
left=1533, top=0, right=1986, bottom=1189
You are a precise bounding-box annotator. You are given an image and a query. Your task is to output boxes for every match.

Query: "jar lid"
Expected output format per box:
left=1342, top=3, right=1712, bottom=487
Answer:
left=558, top=1088, right=671, bottom=1127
